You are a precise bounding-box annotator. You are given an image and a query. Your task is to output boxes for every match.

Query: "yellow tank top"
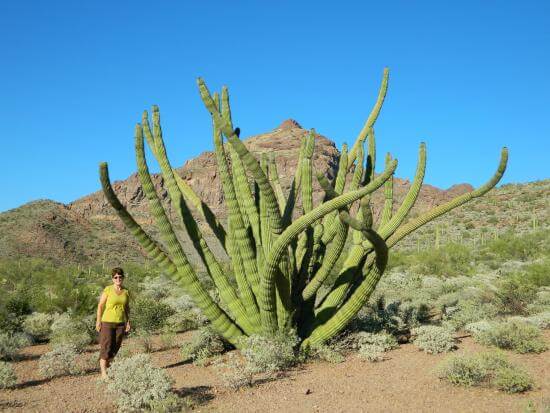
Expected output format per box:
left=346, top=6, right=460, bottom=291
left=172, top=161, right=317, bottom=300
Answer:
left=101, top=285, right=129, bottom=323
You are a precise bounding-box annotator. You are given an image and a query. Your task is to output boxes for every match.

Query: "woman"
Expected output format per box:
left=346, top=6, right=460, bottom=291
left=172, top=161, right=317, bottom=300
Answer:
left=96, top=267, right=131, bottom=379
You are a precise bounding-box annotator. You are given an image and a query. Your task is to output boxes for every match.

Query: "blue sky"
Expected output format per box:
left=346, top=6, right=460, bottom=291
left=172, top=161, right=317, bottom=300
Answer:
left=1, top=1, right=549, bottom=212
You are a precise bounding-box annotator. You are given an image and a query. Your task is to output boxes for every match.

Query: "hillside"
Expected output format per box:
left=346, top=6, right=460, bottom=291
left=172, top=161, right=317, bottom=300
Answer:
left=1, top=119, right=547, bottom=266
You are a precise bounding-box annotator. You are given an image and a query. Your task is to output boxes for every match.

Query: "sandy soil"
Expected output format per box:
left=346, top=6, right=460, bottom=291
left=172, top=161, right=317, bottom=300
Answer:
left=1, top=331, right=548, bottom=412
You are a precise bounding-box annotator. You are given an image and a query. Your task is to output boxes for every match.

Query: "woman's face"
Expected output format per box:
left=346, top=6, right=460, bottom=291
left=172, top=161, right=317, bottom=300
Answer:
left=112, top=274, right=124, bottom=287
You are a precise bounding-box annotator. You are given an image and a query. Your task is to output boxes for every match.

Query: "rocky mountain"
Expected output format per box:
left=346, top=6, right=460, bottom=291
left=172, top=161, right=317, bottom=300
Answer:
left=1, top=119, right=496, bottom=266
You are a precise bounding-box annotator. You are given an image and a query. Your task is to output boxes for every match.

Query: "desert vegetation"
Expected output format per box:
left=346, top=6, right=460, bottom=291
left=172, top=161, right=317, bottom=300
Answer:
left=0, top=71, right=547, bottom=411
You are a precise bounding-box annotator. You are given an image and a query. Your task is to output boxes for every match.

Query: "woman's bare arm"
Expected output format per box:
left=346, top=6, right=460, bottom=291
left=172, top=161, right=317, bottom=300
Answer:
left=96, top=292, right=107, bottom=331
left=124, top=293, right=131, bottom=332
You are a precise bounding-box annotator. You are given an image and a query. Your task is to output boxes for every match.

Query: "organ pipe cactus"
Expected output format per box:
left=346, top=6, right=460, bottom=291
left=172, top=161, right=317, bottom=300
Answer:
left=99, top=68, right=508, bottom=349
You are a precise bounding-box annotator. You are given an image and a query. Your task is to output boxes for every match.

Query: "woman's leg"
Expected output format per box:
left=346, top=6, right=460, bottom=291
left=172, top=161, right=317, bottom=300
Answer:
left=100, top=358, right=109, bottom=379
left=99, top=322, right=114, bottom=379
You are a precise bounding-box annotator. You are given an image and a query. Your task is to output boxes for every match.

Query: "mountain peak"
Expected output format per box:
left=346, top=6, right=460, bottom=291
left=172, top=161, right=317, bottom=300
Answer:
left=277, top=119, right=302, bottom=130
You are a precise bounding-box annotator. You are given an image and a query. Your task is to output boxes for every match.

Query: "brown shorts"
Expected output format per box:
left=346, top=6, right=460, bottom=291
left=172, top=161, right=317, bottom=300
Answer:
left=99, top=322, right=126, bottom=360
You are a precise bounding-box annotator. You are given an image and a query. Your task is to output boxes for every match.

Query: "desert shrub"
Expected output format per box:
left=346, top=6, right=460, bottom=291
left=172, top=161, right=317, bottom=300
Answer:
left=147, top=393, right=188, bottom=413
left=354, top=332, right=399, bottom=362
left=524, top=312, right=550, bottom=329
left=483, top=230, right=548, bottom=262
left=0, top=361, right=17, bottom=389
left=0, top=296, right=32, bottom=332
left=214, top=353, right=254, bottom=390
left=437, top=354, right=487, bottom=386
left=50, top=313, right=92, bottom=351
left=494, top=278, right=537, bottom=315
left=407, top=243, right=473, bottom=276
left=358, top=344, right=385, bottom=362
left=474, top=320, right=547, bottom=353
left=445, top=300, right=498, bottom=330
left=241, top=330, right=300, bottom=374
left=413, top=326, right=456, bottom=354
left=39, top=345, right=79, bottom=378
left=438, top=351, right=534, bottom=393
left=464, top=320, right=493, bottom=335
left=492, top=366, right=534, bottom=393
left=310, top=343, right=345, bottom=364
left=356, top=331, right=399, bottom=352
left=22, top=312, right=55, bottom=341
left=528, top=287, right=550, bottom=314
left=131, top=331, right=154, bottom=353
left=105, top=354, right=176, bottom=413
left=352, top=296, right=429, bottom=335
left=521, top=259, right=550, bottom=287
left=0, top=331, right=31, bottom=360
left=163, top=309, right=206, bottom=333
left=158, top=331, right=178, bottom=350
left=180, top=327, right=225, bottom=366
left=132, top=297, right=174, bottom=333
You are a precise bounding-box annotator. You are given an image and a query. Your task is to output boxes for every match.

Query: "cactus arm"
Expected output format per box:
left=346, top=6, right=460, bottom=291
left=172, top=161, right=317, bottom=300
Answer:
left=211, top=104, right=262, bottom=323
left=259, top=159, right=397, bottom=333
left=364, top=128, right=376, bottom=185
left=99, top=162, right=176, bottom=275
left=347, top=68, right=389, bottom=166
left=378, top=142, right=427, bottom=239
left=135, top=124, right=254, bottom=336
left=320, top=143, right=349, bottom=243
left=222, top=87, right=261, bottom=244
left=101, top=156, right=244, bottom=345
left=303, top=227, right=388, bottom=348
left=172, top=174, right=227, bottom=250
left=317, top=143, right=425, bottom=314
left=268, top=154, right=287, bottom=214
left=386, top=148, right=508, bottom=248
left=302, top=217, right=348, bottom=301
left=198, top=78, right=283, bottom=237
left=301, top=130, right=316, bottom=214
left=378, top=152, right=394, bottom=228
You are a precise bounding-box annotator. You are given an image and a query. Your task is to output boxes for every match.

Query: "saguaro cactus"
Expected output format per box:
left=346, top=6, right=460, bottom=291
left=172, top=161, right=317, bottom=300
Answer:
left=99, top=69, right=508, bottom=348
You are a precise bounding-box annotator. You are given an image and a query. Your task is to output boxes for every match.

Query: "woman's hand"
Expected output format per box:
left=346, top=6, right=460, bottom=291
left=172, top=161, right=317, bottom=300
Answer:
left=95, top=321, right=102, bottom=332
left=125, top=321, right=131, bottom=333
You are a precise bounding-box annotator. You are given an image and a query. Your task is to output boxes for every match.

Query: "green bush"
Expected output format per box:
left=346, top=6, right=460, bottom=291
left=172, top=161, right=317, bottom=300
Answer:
left=525, top=312, right=550, bottom=329
left=474, top=320, right=547, bottom=354
left=310, top=343, right=345, bottom=364
left=0, top=296, right=32, bottom=332
left=438, top=351, right=534, bottom=393
left=0, top=361, right=17, bottom=389
left=492, top=366, right=534, bottom=393
left=132, top=297, right=175, bottom=333
left=163, top=309, right=206, bottom=333
left=241, top=330, right=300, bottom=375
left=105, top=354, right=176, bottom=413
left=38, top=345, right=80, bottom=378
left=481, top=229, right=549, bottom=262
left=413, top=325, right=456, bottom=354
left=180, top=327, right=225, bottom=366
left=437, top=353, right=488, bottom=386
left=50, top=313, right=93, bottom=351
left=22, top=312, right=55, bottom=341
left=0, top=331, right=31, bottom=360
left=213, top=353, right=254, bottom=390
left=408, top=243, right=473, bottom=276
left=494, top=278, right=537, bottom=316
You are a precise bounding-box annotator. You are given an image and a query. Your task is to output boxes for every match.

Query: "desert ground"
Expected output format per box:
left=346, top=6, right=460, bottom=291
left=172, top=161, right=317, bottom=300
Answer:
left=1, top=331, right=548, bottom=413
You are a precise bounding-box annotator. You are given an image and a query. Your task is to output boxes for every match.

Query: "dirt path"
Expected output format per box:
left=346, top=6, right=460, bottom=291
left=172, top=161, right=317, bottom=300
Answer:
left=1, top=332, right=549, bottom=412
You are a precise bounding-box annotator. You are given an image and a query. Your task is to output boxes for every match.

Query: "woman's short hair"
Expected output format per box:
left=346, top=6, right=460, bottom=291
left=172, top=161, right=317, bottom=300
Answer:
left=111, top=267, right=125, bottom=277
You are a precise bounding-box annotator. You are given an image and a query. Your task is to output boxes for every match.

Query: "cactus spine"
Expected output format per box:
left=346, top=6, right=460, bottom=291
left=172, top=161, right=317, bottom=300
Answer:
left=99, top=69, right=508, bottom=349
